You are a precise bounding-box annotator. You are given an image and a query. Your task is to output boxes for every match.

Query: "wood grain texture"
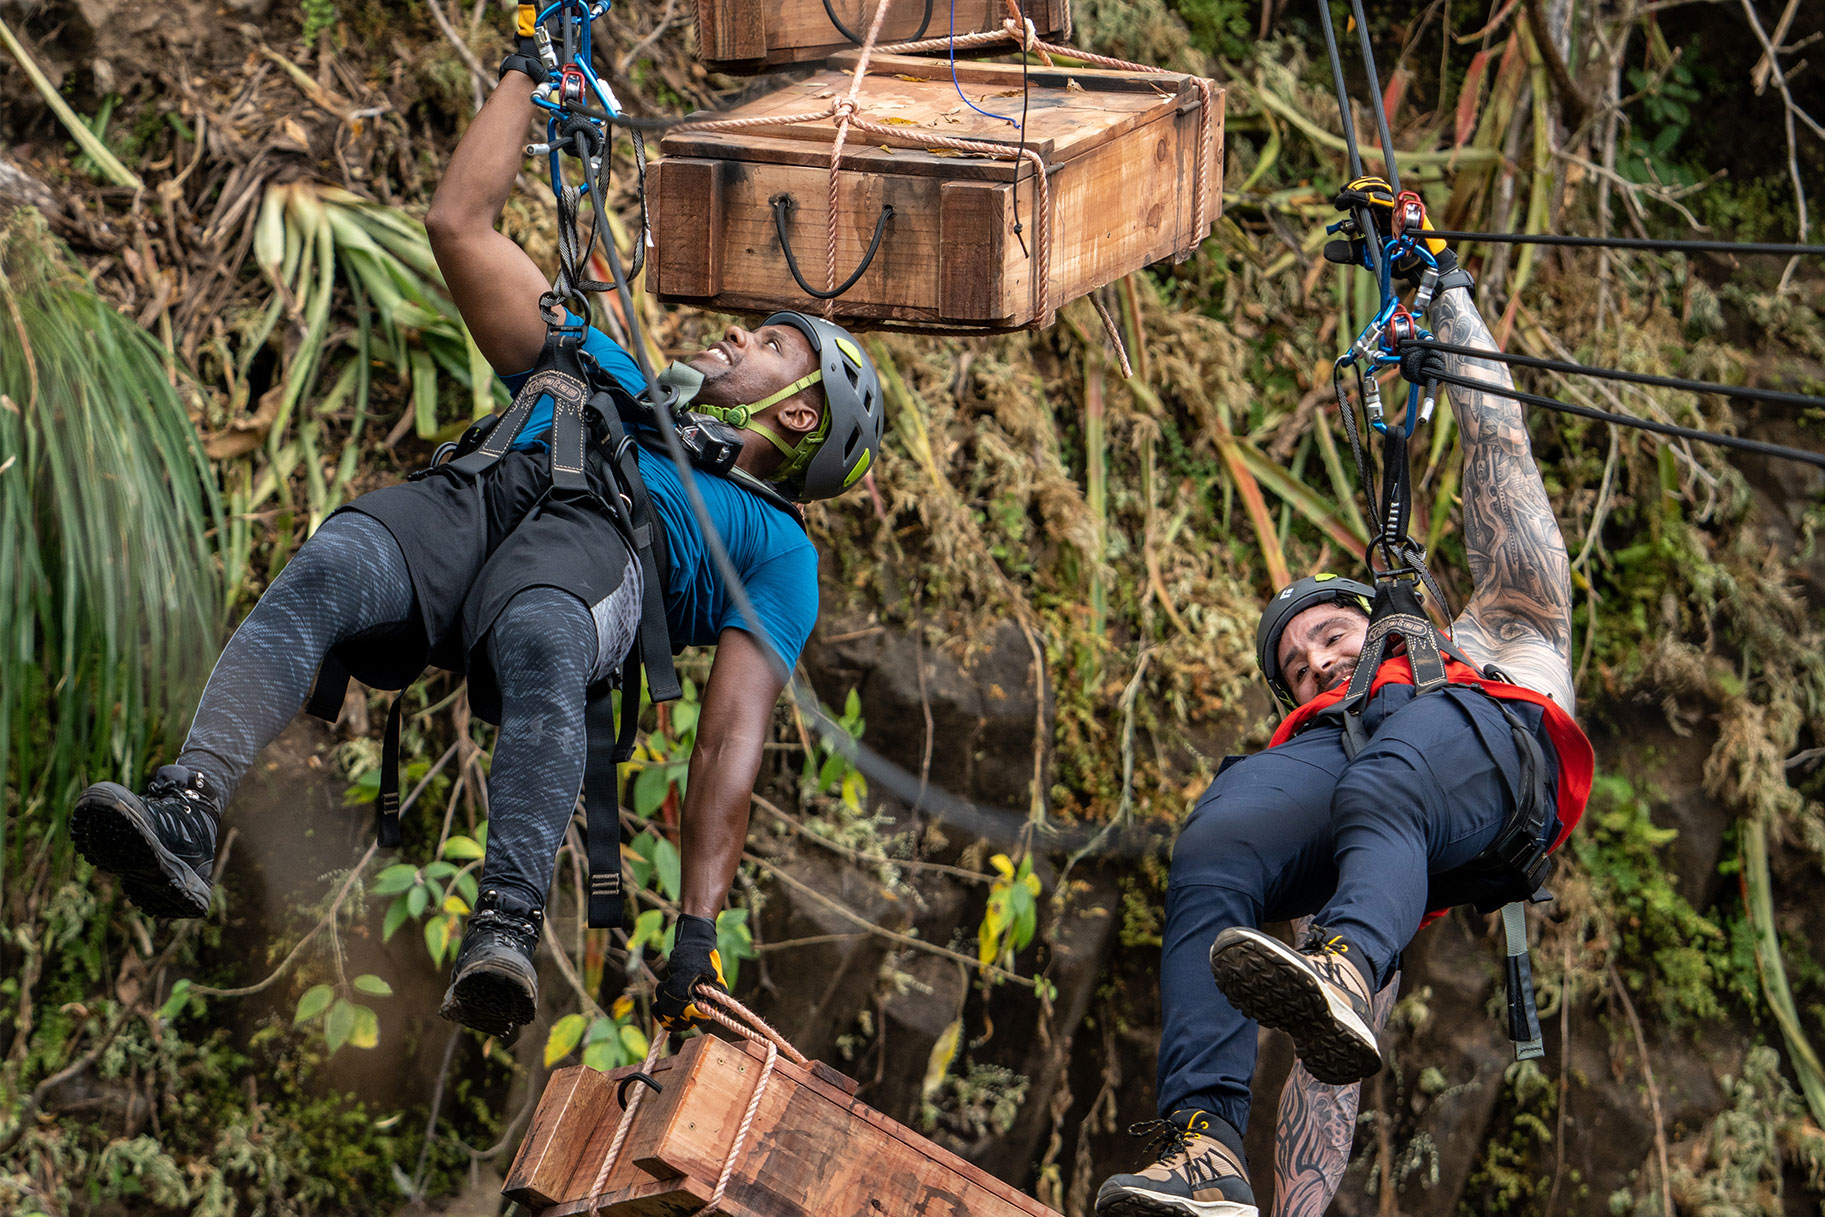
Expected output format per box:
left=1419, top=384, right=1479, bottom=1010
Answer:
left=648, top=57, right=1223, bottom=329
left=695, top=0, right=1067, bottom=71
left=510, top=1035, right=1060, bottom=1217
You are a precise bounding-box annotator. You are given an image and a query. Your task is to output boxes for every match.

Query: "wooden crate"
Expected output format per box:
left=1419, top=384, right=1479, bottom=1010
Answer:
left=504, top=1033, right=1060, bottom=1217
left=645, top=52, right=1223, bottom=331
left=695, top=0, right=1071, bottom=72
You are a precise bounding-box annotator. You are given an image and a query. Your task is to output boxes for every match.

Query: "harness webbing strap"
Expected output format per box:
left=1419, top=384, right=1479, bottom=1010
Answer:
left=583, top=682, right=626, bottom=929
left=376, top=695, right=405, bottom=848
left=305, top=654, right=350, bottom=722
left=590, top=387, right=682, bottom=705
left=1336, top=580, right=1448, bottom=759
left=1502, top=901, right=1545, bottom=1060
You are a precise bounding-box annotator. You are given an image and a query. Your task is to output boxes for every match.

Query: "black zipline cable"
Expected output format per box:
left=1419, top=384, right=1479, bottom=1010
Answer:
left=1412, top=338, right=1825, bottom=412
left=1423, top=228, right=1825, bottom=257
left=1312, top=0, right=1387, bottom=287
left=1346, top=0, right=1400, bottom=196
left=1428, top=369, right=1825, bottom=469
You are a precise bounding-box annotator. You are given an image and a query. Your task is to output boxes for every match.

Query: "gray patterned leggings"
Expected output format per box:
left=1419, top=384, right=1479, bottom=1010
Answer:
left=179, top=510, right=611, bottom=909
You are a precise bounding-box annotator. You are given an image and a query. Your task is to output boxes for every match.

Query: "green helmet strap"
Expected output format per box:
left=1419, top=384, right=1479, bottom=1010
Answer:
left=693, top=368, right=828, bottom=483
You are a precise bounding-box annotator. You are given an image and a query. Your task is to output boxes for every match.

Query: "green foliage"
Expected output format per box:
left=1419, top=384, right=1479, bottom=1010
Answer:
left=802, top=688, right=869, bottom=814
left=301, top=0, right=339, bottom=43
left=371, top=828, right=487, bottom=977
left=1573, top=774, right=1732, bottom=1024
left=0, top=210, right=221, bottom=872
left=1619, top=62, right=1704, bottom=191
left=632, top=676, right=699, bottom=816
left=979, top=852, right=1042, bottom=969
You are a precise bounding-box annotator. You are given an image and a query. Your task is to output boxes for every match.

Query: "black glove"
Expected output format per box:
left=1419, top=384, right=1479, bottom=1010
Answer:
left=500, top=2, right=549, bottom=82
left=654, top=914, right=727, bottom=1031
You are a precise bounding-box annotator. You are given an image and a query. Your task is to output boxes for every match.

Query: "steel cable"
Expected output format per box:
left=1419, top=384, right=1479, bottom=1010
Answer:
left=1422, top=228, right=1825, bottom=257
left=1410, top=337, right=1825, bottom=412
left=1428, top=369, right=1825, bottom=469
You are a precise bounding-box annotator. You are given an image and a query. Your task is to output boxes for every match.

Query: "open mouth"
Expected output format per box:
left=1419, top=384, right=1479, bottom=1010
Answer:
left=699, top=340, right=736, bottom=367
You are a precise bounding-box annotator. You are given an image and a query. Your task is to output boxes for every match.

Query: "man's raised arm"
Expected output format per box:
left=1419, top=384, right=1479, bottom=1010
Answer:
left=1429, top=285, right=1576, bottom=709
left=425, top=70, right=552, bottom=375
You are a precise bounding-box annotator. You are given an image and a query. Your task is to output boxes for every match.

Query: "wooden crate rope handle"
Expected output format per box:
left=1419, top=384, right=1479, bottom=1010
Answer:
left=585, top=986, right=808, bottom=1217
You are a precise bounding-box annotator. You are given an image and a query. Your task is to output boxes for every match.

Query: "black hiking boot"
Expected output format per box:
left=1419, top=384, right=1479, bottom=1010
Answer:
left=71, top=765, right=223, bottom=919
left=440, top=888, right=543, bottom=1044
left=1209, top=925, right=1381, bottom=1086
left=1095, top=1110, right=1257, bottom=1216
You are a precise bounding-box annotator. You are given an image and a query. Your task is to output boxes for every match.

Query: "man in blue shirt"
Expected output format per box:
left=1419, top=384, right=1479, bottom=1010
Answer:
left=70, top=52, right=883, bottom=1044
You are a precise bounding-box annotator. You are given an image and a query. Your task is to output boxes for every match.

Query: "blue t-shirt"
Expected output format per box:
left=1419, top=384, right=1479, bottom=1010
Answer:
left=498, top=325, right=819, bottom=669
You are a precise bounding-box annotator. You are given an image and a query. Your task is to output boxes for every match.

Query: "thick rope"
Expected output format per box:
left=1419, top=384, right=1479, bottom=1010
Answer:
left=586, top=1028, right=669, bottom=1216
left=1089, top=291, right=1133, bottom=377
left=998, top=0, right=1054, bottom=66
left=692, top=984, right=813, bottom=1067
left=698, top=1038, right=779, bottom=1215
left=824, top=0, right=899, bottom=318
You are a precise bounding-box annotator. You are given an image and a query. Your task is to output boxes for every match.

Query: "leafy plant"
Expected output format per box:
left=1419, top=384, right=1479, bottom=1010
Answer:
left=803, top=688, right=869, bottom=815
left=372, top=829, right=487, bottom=970
left=293, top=973, right=393, bottom=1053
left=0, top=209, right=221, bottom=913
left=979, top=853, right=1042, bottom=970
left=630, top=677, right=699, bottom=817
left=543, top=995, right=651, bottom=1070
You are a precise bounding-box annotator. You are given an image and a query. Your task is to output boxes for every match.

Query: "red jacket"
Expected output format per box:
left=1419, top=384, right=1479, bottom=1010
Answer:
left=1269, top=655, right=1593, bottom=853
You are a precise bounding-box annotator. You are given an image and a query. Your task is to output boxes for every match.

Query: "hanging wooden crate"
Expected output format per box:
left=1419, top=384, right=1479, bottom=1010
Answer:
left=695, top=0, right=1072, bottom=72
left=645, top=52, right=1223, bottom=332
left=504, top=1033, right=1059, bottom=1217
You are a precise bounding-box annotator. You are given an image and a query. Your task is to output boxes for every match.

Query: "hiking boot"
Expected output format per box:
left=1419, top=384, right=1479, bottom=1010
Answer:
left=71, top=765, right=223, bottom=919
left=1209, top=925, right=1381, bottom=1085
left=1095, top=1111, right=1257, bottom=1217
left=440, top=889, right=543, bottom=1044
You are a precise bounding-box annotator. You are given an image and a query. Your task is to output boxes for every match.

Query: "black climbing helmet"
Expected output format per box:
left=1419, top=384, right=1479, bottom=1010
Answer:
left=1256, top=573, right=1375, bottom=711
left=759, top=312, right=883, bottom=502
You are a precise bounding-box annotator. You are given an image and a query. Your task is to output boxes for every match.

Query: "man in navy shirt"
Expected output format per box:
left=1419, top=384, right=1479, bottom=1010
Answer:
left=71, top=56, right=882, bottom=1044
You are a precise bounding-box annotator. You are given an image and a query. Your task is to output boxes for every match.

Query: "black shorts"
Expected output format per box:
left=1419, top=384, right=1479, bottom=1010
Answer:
left=333, top=448, right=636, bottom=719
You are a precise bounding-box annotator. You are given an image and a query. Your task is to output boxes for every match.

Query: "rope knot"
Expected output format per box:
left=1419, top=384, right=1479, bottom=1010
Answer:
left=1002, top=16, right=1039, bottom=49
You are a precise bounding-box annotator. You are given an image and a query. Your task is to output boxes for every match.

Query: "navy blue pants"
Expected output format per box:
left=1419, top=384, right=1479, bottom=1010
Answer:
left=1155, top=682, right=1559, bottom=1143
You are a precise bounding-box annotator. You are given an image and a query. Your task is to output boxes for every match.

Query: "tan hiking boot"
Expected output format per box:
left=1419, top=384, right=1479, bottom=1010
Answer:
left=1094, top=1111, right=1257, bottom=1217
left=1209, top=925, right=1381, bottom=1085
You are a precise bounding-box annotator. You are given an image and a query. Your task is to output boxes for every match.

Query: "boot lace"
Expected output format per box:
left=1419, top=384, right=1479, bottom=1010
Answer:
left=1126, top=1118, right=1194, bottom=1167
left=468, top=897, right=544, bottom=956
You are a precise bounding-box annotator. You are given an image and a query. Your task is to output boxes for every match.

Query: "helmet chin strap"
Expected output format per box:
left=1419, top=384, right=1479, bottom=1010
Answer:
left=690, top=368, right=827, bottom=483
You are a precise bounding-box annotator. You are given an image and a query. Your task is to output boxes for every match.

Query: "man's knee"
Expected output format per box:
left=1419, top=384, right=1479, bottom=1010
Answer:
left=489, top=588, right=594, bottom=681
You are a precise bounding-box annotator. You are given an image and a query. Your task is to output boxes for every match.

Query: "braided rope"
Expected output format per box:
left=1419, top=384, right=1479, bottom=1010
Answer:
left=1089, top=290, right=1132, bottom=377
left=824, top=0, right=899, bottom=318
left=691, top=984, right=813, bottom=1067
left=585, top=1028, right=668, bottom=1217
left=998, top=0, right=1054, bottom=66
left=698, top=1038, right=779, bottom=1215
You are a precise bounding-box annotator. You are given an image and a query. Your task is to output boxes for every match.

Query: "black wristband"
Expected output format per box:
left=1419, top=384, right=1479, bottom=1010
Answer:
left=500, top=51, right=547, bottom=83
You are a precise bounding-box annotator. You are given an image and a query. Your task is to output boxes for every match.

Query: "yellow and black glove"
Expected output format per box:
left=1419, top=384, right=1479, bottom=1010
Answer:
left=500, top=2, right=549, bottom=82
left=654, top=914, right=728, bottom=1031
left=1325, top=175, right=1451, bottom=282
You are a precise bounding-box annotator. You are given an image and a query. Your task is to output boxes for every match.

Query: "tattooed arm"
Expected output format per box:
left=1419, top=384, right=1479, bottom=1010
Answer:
left=1426, top=285, right=1576, bottom=709
left=1271, top=925, right=1399, bottom=1217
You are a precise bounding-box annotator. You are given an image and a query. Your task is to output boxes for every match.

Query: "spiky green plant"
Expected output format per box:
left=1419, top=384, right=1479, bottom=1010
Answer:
left=0, top=208, right=222, bottom=917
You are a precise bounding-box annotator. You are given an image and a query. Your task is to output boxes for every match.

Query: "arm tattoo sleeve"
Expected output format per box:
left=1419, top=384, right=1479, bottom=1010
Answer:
left=1426, top=287, right=1577, bottom=709
left=1270, top=924, right=1400, bottom=1217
